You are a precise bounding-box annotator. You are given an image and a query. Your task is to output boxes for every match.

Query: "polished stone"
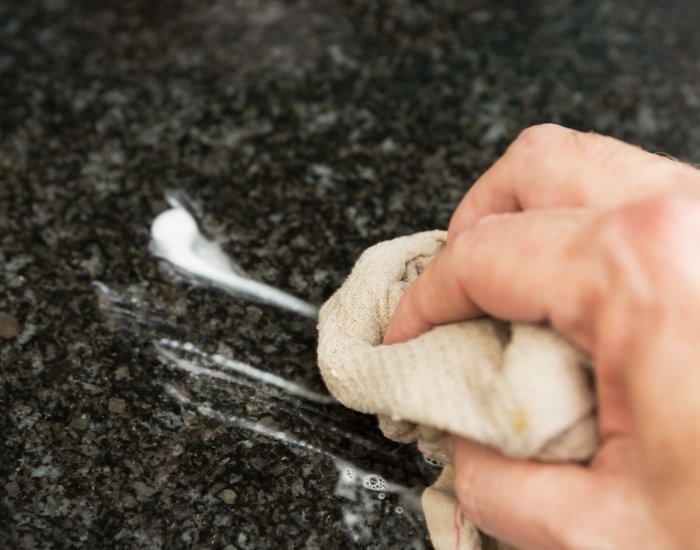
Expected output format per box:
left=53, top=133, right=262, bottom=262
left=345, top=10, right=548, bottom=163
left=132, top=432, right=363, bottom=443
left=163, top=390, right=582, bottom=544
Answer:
left=2, top=0, right=700, bottom=547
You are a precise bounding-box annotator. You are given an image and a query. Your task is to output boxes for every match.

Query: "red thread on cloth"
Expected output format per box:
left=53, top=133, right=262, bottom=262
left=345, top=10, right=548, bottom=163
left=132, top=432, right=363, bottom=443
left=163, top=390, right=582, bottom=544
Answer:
left=453, top=502, right=461, bottom=550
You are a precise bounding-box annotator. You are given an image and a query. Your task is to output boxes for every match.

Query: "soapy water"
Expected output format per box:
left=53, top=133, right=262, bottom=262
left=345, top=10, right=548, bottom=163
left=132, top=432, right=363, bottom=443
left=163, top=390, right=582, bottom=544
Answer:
left=161, top=353, right=426, bottom=548
left=164, top=382, right=334, bottom=458
left=156, top=337, right=336, bottom=405
left=333, top=460, right=425, bottom=548
left=92, top=192, right=435, bottom=546
left=154, top=337, right=384, bottom=452
left=94, top=282, right=384, bottom=454
left=423, top=455, right=445, bottom=468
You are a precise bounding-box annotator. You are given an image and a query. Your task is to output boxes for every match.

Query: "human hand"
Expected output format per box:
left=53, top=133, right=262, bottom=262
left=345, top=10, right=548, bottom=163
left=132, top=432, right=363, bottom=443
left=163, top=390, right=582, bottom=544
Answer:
left=384, top=124, right=700, bottom=549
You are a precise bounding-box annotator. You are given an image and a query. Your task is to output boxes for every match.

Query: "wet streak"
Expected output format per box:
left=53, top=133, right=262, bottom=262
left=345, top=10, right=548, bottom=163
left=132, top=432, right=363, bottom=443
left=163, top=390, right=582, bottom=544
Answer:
left=163, top=381, right=425, bottom=544
left=163, top=382, right=335, bottom=458
left=154, top=340, right=382, bottom=452
left=156, top=337, right=335, bottom=405
left=90, top=194, right=432, bottom=546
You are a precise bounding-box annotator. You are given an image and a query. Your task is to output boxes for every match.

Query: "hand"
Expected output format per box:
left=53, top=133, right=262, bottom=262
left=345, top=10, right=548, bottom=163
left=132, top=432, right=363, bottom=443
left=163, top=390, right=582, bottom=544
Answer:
left=384, top=124, right=700, bottom=549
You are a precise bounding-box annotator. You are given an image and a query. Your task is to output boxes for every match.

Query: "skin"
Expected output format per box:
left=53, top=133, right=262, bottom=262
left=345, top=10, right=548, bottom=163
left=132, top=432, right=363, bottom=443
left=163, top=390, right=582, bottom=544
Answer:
left=383, top=124, right=700, bottom=549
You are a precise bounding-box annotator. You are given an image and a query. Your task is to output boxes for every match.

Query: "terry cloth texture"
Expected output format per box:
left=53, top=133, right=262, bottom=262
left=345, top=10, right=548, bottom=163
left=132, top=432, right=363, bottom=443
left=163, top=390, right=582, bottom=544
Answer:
left=317, top=230, right=599, bottom=550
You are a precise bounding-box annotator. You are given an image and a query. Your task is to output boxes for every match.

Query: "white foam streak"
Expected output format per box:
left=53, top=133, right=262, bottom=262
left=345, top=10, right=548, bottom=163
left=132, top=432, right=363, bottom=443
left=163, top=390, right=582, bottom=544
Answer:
left=156, top=346, right=258, bottom=389
left=150, top=202, right=318, bottom=319
left=156, top=338, right=336, bottom=405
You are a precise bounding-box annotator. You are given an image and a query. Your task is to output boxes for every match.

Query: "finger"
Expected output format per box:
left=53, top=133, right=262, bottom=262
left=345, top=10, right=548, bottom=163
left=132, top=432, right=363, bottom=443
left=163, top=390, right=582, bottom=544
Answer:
left=449, top=124, right=700, bottom=235
left=451, top=436, right=604, bottom=550
left=383, top=208, right=596, bottom=345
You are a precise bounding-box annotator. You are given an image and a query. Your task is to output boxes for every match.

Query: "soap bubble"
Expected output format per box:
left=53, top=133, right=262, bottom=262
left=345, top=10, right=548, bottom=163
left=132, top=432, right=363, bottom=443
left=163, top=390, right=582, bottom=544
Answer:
left=362, top=474, right=387, bottom=491
left=423, top=455, right=444, bottom=467
left=343, top=468, right=357, bottom=482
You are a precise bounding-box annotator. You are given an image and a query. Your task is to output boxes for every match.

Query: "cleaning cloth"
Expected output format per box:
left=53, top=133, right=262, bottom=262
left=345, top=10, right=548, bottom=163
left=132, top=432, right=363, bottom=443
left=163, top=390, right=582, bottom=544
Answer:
left=317, top=230, right=598, bottom=550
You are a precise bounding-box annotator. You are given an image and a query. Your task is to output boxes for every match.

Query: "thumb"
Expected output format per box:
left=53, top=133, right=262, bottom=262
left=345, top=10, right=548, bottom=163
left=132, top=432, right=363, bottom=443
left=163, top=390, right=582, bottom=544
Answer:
left=451, top=436, right=603, bottom=550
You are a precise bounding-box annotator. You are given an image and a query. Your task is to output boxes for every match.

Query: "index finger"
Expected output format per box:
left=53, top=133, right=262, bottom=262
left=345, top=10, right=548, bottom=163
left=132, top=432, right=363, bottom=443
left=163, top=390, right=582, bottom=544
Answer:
left=383, top=208, right=595, bottom=345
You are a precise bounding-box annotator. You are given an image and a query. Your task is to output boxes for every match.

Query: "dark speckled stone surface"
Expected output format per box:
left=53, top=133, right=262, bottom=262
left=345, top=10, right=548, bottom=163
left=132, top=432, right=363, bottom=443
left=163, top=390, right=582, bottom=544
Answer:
left=2, top=0, right=700, bottom=548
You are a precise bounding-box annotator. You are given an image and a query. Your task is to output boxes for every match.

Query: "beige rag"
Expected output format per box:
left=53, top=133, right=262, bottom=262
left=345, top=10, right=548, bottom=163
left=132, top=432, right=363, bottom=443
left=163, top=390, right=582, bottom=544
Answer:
left=317, top=231, right=599, bottom=550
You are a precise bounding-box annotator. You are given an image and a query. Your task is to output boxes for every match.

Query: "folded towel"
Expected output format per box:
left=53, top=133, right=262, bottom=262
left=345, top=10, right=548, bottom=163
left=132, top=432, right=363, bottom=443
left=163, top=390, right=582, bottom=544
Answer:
left=317, top=231, right=598, bottom=549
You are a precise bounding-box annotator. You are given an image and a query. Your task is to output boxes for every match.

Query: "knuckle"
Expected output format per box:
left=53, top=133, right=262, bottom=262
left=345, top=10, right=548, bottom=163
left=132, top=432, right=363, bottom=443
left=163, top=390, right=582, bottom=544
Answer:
left=616, top=196, right=700, bottom=251
left=545, top=524, right=587, bottom=550
left=509, top=124, right=625, bottom=168
left=586, top=196, right=700, bottom=308
left=448, top=226, right=473, bottom=255
left=445, top=228, right=479, bottom=275
left=447, top=223, right=491, bottom=274
left=508, top=123, right=572, bottom=157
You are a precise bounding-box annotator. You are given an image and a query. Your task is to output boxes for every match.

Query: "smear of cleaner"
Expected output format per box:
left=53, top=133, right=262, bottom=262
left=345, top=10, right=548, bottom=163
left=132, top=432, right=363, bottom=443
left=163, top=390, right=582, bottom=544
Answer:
left=93, top=195, right=430, bottom=547
left=156, top=337, right=336, bottom=405
left=150, top=193, right=318, bottom=319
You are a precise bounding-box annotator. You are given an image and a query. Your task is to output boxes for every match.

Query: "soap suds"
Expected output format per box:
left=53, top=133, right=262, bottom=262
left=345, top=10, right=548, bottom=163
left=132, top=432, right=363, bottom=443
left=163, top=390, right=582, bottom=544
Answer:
left=92, top=194, right=431, bottom=547
left=333, top=460, right=425, bottom=548
left=150, top=194, right=318, bottom=319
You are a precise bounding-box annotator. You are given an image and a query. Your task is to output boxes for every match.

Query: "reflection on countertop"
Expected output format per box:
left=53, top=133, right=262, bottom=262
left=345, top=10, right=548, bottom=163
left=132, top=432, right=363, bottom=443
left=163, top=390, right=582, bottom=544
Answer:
left=2, top=0, right=700, bottom=547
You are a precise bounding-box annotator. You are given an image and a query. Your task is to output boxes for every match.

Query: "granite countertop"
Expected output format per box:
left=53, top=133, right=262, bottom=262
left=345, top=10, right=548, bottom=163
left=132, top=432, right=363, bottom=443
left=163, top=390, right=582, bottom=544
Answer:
left=2, top=0, right=700, bottom=548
